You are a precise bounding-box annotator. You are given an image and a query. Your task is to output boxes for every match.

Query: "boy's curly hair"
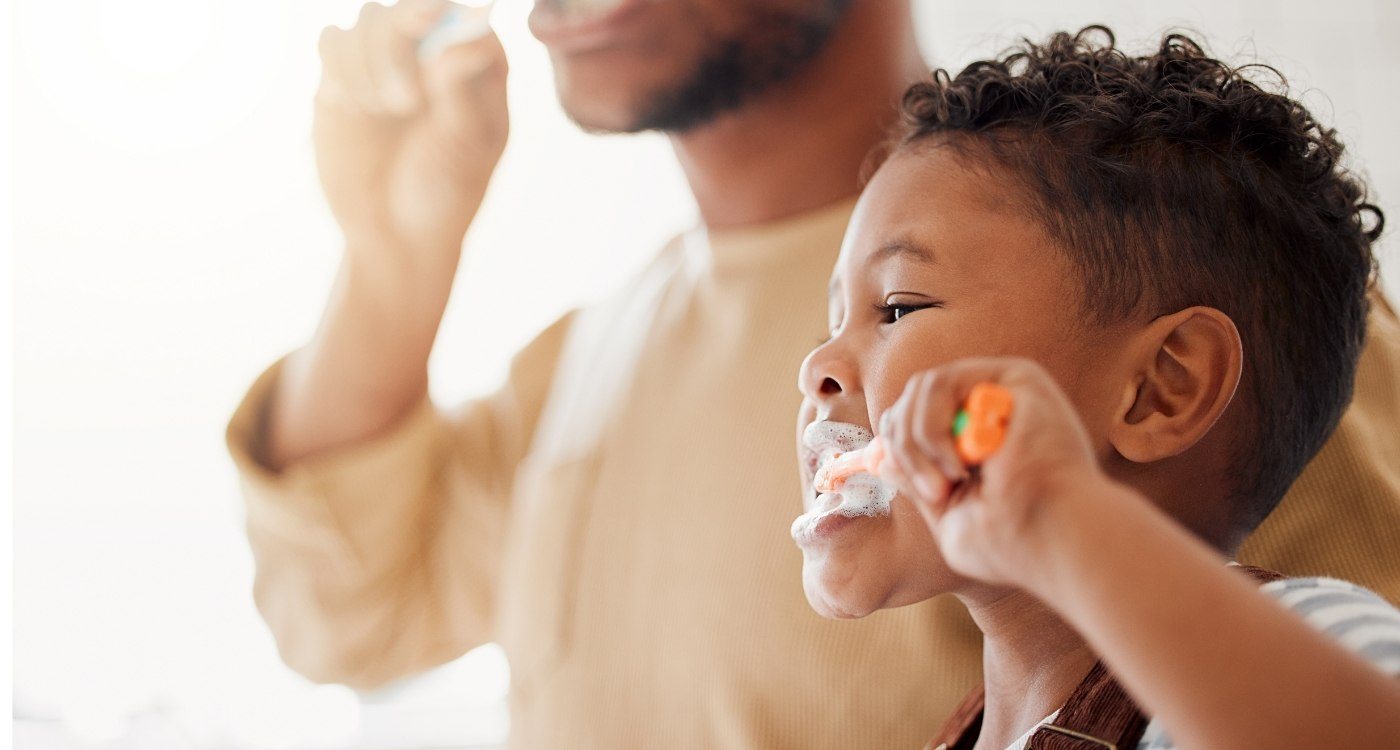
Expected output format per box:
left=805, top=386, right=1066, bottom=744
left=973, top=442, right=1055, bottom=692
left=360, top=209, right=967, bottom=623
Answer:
left=898, top=26, right=1381, bottom=526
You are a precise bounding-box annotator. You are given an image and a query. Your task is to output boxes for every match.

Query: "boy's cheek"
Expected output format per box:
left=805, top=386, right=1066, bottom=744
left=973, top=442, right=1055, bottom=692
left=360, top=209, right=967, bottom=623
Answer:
left=891, top=497, right=965, bottom=597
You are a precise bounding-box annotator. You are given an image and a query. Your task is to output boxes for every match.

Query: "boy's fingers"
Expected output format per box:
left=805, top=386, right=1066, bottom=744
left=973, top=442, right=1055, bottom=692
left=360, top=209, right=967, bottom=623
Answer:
left=883, top=400, right=922, bottom=498
left=885, top=388, right=954, bottom=508
left=908, top=371, right=968, bottom=484
left=939, top=356, right=1068, bottom=451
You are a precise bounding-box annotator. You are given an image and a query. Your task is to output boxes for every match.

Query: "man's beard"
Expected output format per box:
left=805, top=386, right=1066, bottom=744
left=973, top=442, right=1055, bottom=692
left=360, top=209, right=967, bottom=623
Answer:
left=617, top=0, right=855, bottom=133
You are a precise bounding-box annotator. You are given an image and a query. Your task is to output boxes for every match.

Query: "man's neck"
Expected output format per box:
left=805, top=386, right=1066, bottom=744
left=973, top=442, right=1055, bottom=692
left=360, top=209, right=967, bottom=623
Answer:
left=961, top=590, right=1099, bottom=750
left=670, top=3, right=924, bottom=229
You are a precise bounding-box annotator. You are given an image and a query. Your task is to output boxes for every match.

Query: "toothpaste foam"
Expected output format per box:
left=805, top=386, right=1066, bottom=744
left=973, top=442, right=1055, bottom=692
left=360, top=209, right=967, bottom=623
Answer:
left=791, top=421, right=895, bottom=540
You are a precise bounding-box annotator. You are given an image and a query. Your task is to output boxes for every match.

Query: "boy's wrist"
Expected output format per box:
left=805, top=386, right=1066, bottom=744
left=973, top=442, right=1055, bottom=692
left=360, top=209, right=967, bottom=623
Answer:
left=1017, top=472, right=1137, bottom=601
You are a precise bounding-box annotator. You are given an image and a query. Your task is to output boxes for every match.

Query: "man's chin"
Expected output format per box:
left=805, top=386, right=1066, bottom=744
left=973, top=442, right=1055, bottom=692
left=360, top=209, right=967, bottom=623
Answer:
left=552, top=69, right=655, bottom=134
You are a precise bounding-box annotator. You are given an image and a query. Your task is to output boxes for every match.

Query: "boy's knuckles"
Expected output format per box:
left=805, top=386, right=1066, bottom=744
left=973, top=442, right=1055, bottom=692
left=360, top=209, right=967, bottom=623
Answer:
left=911, top=413, right=943, bottom=455
left=889, top=417, right=912, bottom=457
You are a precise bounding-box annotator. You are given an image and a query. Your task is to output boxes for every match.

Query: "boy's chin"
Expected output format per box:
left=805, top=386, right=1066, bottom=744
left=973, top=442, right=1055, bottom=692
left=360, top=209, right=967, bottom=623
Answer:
left=800, top=551, right=963, bottom=619
left=801, top=562, right=889, bottom=620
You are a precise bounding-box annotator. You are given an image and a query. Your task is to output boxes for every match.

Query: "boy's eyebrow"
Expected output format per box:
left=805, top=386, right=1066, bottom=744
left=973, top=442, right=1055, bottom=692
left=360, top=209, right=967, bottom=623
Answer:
left=875, top=238, right=939, bottom=267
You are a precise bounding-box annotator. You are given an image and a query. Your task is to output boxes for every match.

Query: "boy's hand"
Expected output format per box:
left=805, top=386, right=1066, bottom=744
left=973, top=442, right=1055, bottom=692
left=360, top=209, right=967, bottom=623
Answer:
left=879, top=357, right=1117, bottom=591
left=314, top=0, right=509, bottom=257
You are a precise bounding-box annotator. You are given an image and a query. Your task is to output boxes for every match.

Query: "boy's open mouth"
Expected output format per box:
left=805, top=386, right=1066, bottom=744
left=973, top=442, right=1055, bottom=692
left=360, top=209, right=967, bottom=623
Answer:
left=792, top=421, right=896, bottom=545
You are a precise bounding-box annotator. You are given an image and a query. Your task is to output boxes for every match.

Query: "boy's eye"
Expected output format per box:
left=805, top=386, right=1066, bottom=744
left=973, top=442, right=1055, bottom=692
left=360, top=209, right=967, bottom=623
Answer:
left=874, top=302, right=935, bottom=323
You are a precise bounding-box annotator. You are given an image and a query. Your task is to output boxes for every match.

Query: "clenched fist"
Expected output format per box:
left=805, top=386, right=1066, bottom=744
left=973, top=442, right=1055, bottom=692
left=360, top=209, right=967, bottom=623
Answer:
left=314, top=0, right=509, bottom=257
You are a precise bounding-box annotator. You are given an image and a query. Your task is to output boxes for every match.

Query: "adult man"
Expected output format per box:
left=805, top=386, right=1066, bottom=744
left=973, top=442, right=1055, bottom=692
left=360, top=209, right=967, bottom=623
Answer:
left=228, top=0, right=1400, bottom=747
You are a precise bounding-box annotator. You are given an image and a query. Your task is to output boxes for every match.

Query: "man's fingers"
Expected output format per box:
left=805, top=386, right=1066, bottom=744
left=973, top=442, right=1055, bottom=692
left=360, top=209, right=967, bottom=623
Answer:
left=341, top=3, right=395, bottom=114
left=318, top=25, right=382, bottom=115
left=368, top=1, right=428, bottom=114
left=320, top=2, right=448, bottom=117
left=424, top=30, right=506, bottom=92
left=315, top=26, right=354, bottom=109
left=318, top=13, right=388, bottom=115
left=317, top=1, right=508, bottom=121
left=390, top=0, right=452, bottom=39
left=423, top=32, right=508, bottom=139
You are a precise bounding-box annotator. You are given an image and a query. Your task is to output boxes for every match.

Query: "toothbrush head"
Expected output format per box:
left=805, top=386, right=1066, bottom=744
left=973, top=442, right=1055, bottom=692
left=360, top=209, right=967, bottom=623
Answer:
left=419, top=2, right=495, bottom=61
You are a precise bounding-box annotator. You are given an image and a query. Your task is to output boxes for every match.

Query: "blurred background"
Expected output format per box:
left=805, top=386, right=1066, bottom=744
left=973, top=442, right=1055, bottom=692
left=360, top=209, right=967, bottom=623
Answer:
left=11, top=0, right=1399, bottom=748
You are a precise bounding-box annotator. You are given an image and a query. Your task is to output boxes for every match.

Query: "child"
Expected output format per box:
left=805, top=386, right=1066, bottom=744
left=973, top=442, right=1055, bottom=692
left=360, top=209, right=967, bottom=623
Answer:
left=790, top=26, right=1400, bottom=749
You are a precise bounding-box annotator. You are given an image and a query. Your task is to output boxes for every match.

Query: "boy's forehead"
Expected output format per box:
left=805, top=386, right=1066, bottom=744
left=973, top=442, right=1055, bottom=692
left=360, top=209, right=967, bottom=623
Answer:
left=828, top=143, right=1091, bottom=332
left=829, top=236, right=940, bottom=297
left=837, top=146, right=1028, bottom=274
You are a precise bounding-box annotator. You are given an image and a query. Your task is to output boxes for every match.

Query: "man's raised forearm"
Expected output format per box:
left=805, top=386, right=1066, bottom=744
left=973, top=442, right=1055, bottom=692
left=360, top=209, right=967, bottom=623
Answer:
left=261, top=238, right=460, bottom=470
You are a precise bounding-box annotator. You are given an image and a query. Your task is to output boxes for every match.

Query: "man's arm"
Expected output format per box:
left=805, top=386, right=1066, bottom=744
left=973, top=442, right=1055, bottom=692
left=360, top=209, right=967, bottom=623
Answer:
left=230, top=312, right=573, bottom=688
left=230, top=0, right=523, bottom=688
left=266, top=0, right=509, bottom=469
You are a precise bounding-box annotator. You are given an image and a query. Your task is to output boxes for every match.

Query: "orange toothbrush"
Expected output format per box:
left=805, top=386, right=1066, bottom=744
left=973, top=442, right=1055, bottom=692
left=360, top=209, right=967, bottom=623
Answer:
left=813, top=382, right=1014, bottom=493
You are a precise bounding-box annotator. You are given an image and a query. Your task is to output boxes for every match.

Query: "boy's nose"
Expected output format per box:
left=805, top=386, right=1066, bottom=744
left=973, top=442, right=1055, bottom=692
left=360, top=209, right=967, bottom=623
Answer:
left=798, top=340, right=857, bottom=405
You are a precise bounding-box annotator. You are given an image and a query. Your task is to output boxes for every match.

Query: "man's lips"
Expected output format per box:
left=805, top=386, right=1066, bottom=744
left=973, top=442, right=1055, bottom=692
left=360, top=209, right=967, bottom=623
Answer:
left=528, top=0, right=655, bottom=52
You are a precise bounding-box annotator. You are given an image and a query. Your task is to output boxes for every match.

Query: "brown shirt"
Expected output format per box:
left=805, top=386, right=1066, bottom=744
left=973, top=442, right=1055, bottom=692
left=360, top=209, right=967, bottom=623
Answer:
left=228, top=199, right=1400, bottom=749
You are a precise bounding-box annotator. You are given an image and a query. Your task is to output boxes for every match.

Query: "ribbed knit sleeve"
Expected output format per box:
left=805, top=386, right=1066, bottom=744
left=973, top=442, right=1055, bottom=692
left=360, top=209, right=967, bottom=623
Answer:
left=226, top=313, right=573, bottom=689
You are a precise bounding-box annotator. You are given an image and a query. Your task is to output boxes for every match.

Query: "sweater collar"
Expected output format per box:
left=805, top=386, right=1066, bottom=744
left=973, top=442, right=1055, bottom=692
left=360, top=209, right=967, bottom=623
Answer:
left=691, top=197, right=858, bottom=275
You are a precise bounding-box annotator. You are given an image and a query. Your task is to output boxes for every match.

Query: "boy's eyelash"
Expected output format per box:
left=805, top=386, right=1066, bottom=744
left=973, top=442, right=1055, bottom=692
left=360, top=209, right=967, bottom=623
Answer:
left=873, top=301, right=940, bottom=323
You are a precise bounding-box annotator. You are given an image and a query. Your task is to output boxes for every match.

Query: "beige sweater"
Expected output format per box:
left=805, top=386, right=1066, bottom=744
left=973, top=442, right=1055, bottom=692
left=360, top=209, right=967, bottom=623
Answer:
left=228, top=199, right=1400, bottom=749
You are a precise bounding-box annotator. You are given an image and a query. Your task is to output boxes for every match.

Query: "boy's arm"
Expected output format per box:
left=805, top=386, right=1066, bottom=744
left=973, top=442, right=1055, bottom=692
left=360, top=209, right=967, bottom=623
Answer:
left=879, top=357, right=1400, bottom=750
left=1026, top=479, right=1400, bottom=750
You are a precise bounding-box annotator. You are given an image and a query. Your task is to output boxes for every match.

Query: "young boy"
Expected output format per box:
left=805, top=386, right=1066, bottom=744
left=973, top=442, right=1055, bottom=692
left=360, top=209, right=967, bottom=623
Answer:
left=791, top=26, right=1400, bottom=749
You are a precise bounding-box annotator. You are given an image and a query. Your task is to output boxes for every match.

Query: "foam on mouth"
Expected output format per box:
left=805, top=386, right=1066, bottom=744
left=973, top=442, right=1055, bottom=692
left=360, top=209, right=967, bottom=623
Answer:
left=790, top=421, right=896, bottom=540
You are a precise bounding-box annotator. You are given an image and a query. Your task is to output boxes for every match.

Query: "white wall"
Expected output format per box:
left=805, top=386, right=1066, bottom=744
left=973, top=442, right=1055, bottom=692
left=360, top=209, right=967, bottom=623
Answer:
left=12, top=1, right=1398, bottom=748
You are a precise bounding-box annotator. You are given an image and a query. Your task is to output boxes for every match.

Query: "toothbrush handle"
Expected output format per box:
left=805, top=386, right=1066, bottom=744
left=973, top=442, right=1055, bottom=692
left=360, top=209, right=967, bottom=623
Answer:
left=818, top=383, right=1012, bottom=492
left=952, top=382, right=1014, bottom=465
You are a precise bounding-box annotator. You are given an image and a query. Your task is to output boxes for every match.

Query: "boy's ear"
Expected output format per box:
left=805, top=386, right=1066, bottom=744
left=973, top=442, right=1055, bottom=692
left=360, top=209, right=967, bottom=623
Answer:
left=1109, top=307, right=1243, bottom=464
